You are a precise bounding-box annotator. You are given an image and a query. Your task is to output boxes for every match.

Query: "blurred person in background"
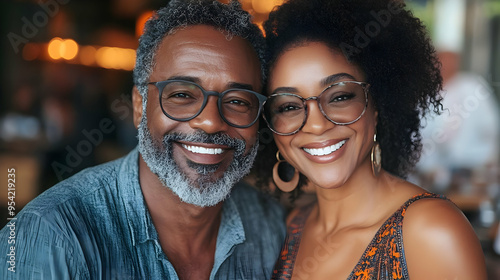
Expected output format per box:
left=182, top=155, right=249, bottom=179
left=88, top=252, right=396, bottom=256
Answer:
left=415, top=50, right=500, bottom=194
left=0, top=1, right=285, bottom=279
left=0, top=84, right=43, bottom=143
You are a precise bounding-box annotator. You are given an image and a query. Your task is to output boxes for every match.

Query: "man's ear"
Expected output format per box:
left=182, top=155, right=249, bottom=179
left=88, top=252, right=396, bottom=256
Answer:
left=132, top=86, right=143, bottom=129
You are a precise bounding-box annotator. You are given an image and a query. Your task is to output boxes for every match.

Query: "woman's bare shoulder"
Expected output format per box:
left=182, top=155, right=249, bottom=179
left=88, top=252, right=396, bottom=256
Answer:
left=402, top=196, right=487, bottom=279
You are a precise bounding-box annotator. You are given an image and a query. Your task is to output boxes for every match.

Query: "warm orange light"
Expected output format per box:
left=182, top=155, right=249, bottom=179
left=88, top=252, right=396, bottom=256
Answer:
left=30, top=40, right=135, bottom=70
left=240, top=0, right=253, bottom=10
left=119, top=48, right=136, bottom=70
left=95, top=47, right=136, bottom=70
left=252, top=0, right=283, bottom=14
left=256, top=22, right=265, bottom=36
left=60, top=39, right=78, bottom=60
left=136, top=11, right=154, bottom=37
left=48, top=37, right=63, bottom=60
left=96, top=47, right=112, bottom=69
left=48, top=38, right=79, bottom=60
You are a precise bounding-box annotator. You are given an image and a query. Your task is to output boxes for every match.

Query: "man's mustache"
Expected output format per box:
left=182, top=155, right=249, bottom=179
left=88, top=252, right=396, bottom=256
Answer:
left=162, top=131, right=246, bottom=154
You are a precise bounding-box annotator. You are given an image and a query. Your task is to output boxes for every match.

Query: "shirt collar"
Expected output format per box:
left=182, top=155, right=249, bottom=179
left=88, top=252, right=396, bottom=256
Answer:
left=210, top=189, right=246, bottom=277
left=116, top=148, right=157, bottom=246
left=217, top=192, right=246, bottom=249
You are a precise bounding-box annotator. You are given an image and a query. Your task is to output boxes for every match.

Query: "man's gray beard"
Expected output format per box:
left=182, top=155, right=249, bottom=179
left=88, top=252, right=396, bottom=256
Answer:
left=137, top=116, right=259, bottom=207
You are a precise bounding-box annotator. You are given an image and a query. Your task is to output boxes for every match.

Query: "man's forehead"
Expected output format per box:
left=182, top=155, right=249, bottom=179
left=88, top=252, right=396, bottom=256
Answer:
left=161, top=24, right=246, bottom=49
left=150, top=24, right=262, bottom=88
left=168, top=24, right=232, bottom=39
left=154, top=24, right=259, bottom=68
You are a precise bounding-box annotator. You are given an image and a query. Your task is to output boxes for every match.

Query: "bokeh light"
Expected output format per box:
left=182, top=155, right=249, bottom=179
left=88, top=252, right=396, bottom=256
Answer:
left=60, top=39, right=78, bottom=60
left=251, top=0, right=283, bottom=14
left=48, top=38, right=79, bottom=61
left=136, top=11, right=154, bottom=37
left=48, top=37, right=63, bottom=60
left=96, top=46, right=135, bottom=70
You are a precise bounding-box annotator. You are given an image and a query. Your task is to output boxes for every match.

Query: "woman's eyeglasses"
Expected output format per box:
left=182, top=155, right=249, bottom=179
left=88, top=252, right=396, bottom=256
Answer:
left=263, top=81, right=370, bottom=135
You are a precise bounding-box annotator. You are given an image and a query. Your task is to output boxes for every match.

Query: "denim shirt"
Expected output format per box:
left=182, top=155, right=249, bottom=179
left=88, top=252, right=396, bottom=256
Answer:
left=0, top=148, right=286, bottom=279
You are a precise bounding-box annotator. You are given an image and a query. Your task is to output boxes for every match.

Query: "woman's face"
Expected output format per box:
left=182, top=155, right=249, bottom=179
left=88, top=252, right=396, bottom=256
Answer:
left=268, top=42, right=377, bottom=189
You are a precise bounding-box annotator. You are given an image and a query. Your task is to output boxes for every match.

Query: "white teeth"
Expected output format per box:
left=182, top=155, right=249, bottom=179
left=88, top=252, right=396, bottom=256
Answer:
left=182, top=144, right=223, bottom=155
left=303, top=140, right=346, bottom=156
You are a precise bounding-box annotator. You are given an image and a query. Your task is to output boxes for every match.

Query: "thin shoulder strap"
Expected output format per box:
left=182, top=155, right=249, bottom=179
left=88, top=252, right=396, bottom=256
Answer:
left=347, top=192, right=449, bottom=280
left=400, top=192, right=448, bottom=216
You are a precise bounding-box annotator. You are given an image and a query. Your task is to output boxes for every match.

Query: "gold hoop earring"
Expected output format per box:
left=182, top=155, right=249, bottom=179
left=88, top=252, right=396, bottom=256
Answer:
left=371, top=133, right=382, bottom=177
left=272, top=151, right=299, bottom=192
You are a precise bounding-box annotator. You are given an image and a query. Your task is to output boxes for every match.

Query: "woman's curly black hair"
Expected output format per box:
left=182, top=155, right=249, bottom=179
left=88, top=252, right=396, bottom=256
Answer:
left=254, top=0, right=442, bottom=194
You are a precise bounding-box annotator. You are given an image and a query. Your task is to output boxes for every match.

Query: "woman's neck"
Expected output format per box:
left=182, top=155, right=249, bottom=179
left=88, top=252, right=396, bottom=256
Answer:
left=311, top=159, right=392, bottom=233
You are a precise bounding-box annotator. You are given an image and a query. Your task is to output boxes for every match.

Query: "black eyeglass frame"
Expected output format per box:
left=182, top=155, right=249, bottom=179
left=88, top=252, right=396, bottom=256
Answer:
left=148, top=79, right=268, bottom=128
left=263, top=81, right=370, bottom=136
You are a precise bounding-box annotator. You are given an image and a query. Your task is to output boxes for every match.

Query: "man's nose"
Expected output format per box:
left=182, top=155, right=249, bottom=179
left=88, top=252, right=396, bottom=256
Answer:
left=188, top=96, right=229, bottom=134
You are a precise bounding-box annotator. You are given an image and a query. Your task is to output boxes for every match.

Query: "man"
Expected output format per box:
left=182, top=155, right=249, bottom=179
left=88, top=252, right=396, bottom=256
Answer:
left=0, top=1, right=285, bottom=279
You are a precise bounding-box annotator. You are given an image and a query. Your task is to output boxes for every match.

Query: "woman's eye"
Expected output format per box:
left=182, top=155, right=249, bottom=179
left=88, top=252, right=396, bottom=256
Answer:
left=277, top=104, right=302, bottom=113
left=331, top=93, right=355, bottom=102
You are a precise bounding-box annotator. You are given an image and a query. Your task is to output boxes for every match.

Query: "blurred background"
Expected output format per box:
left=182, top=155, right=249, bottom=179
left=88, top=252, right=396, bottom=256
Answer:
left=1, top=0, right=500, bottom=277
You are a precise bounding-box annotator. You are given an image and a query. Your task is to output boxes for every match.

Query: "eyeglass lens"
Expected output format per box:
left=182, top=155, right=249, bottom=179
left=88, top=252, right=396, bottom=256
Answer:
left=264, top=82, right=367, bottom=134
left=160, top=80, right=262, bottom=127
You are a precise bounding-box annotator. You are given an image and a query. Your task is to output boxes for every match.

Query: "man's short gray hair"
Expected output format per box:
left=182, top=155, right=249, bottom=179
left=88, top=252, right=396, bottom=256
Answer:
left=133, top=0, right=266, bottom=100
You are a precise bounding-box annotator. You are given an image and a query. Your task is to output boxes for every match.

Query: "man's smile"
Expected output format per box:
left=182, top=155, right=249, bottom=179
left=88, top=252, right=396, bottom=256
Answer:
left=181, top=144, right=224, bottom=155
left=175, top=141, right=234, bottom=166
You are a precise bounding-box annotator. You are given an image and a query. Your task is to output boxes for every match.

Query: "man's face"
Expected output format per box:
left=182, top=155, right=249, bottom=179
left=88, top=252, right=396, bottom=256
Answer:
left=134, top=25, right=262, bottom=207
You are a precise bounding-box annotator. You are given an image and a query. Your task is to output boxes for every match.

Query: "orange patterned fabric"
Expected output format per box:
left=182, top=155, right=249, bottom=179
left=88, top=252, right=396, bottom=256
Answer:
left=271, top=192, right=448, bottom=280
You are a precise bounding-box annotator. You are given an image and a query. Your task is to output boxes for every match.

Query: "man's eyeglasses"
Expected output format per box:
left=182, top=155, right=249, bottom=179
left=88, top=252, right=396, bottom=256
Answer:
left=148, top=80, right=267, bottom=128
left=263, top=81, right=370, bottom=135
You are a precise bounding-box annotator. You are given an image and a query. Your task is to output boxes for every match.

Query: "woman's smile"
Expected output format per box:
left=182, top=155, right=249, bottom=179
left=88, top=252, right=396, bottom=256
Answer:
left=302, top=139, right=346, bottom=156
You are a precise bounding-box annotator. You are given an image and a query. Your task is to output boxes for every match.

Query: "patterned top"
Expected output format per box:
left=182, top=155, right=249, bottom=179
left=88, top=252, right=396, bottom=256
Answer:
left=271, top=192, right=447, bottom=280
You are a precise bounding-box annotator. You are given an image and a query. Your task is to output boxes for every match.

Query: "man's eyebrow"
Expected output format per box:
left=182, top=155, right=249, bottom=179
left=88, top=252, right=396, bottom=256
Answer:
left=320, top=73, right=358, bottom=87
left=165, top=77, right=255, bottom=91
left=167, top=76, right=201, bottom=84
left=271, top=87, right=299, bottom=95
left=227, top=82, right=255, bottom=91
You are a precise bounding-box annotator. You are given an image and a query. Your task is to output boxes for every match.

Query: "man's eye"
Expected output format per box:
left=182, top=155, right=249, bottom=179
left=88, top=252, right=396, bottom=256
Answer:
left=162, top=91, right=198, bottom=106
left=226, top=99, right=250, bottom=106
left=168, top=92, right=193, bottom=99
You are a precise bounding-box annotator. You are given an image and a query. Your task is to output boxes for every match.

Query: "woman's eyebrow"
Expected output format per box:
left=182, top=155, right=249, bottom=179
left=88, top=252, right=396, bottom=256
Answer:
left=320, top=73, right=358, bottom=87
left=270, top=73, right=359, bottom=95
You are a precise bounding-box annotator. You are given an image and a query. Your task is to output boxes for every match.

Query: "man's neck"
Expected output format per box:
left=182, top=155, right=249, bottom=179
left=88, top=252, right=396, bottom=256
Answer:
left=138, top=155, right=223, bottom=279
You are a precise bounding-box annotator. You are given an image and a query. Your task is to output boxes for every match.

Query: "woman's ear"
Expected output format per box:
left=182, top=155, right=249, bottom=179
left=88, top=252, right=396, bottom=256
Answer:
left=132, top=86, right=143, bottom=129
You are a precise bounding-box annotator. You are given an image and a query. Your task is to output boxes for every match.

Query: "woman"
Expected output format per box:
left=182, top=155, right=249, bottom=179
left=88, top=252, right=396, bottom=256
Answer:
left=258, top=0, right=487, bottom=279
